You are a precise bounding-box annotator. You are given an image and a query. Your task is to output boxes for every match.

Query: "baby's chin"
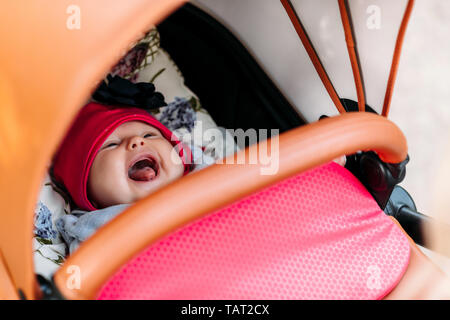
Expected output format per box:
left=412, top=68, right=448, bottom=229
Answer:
left=91, top=179, right=163, bottom=209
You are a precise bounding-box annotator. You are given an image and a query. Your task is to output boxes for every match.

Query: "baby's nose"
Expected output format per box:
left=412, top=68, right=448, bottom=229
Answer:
left=127, top=136, right=145, bottom=150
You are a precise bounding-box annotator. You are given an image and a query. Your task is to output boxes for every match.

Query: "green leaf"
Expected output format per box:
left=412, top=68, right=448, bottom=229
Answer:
left=36, top=237, right=53, bottom=245
left=52, top=255, right=65, bottom=265
left=189, top=96, right=202, bottom=112
left=149, top=68, right=166, bottom=83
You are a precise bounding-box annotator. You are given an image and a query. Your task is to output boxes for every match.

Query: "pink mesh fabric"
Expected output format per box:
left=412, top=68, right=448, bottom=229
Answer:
left=97, top=162, right=410, bottom=300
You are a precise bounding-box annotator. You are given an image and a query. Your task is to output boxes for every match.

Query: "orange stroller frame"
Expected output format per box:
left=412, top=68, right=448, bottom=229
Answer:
left=0, top=0, right=449, bottom=300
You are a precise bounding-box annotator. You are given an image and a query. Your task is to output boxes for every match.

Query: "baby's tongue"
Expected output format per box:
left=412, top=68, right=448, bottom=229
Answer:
left=129, top=160, right=156, bottom=181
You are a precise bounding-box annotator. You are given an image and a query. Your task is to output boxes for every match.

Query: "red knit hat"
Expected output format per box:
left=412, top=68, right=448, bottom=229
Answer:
left=52, top=102, right=192, bottom=211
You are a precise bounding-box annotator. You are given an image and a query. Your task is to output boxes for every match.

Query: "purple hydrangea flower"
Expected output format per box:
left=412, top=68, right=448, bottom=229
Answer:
left=34, top=201, right=57, bottom=240
left=111, top=42, right=149, bottom=82
left=158, top=97, right=197, bottom=132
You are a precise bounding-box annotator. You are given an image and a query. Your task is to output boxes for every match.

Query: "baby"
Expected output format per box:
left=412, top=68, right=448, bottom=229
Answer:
left=52, top=101, right=345, bottom=254
left=52, top=102, right=193, bottom=253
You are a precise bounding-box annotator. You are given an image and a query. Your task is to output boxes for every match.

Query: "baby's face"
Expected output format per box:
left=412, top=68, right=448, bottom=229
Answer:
left=87, top=121, right=184, bottom=208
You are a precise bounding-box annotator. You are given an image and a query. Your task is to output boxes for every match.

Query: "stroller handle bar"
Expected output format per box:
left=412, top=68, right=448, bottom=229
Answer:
left=53, top=112, right=407, bottom=300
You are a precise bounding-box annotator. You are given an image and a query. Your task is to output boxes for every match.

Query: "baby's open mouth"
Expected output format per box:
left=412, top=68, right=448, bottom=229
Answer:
left=128, top=156, right=159, bottom=182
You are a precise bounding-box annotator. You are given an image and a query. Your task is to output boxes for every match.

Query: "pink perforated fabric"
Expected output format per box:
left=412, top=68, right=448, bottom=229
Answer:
left=97, top=162, right=410, bottom=300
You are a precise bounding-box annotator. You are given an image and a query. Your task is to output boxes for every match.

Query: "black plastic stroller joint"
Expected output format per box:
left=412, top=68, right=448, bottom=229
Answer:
left=385, top=186, right=450, bottom=257
left=347, top=153, right=450, bottom=256
left=384, top=186, right=427, bottom=245
left=345, top=151, right=409, bottom=210
left=319, top=99, right=378, bottom=120
left=35, top=275, right=65, bottom=300
left=340, top=98, right=377, bottom=114
left=319, top=99, right=408, bottom=210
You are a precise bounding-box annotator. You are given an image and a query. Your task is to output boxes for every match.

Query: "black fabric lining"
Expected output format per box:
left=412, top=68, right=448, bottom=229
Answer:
left=157, top=3, right=306, bottom=144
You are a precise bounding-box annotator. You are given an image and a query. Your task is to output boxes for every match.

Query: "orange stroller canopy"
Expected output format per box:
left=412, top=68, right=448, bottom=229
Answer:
left=1, top=0, right=448, bottom=300
left=0, top=0, right=185, bottom=299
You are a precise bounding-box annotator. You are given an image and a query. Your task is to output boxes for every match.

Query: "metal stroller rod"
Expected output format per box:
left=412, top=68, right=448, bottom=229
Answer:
left=386, top=185, right=450, bottom=257
left=337, top=0, right=366, bottom=112
left=282, top=0, right=415, bottom=118
left=280, top=0, right=347, bottom=114
left=382, top=0, right=415, bottom=117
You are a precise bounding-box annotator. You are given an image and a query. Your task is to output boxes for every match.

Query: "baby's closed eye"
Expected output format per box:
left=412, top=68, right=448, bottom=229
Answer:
left=143, top=131, right=162, bottom=139
left=102, top=141, right=120, bottom=150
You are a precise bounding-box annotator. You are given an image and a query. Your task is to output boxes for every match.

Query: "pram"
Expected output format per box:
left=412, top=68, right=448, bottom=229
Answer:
left=0, top=0, right=449, bottom=299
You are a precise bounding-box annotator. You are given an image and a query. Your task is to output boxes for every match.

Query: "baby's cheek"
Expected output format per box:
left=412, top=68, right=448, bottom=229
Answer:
left=175, top=160, right=185, bottom=177
left=155, top=140, right=181, bottom=172
left=166, top=151, right=185, bottom=178
left=109, top=162, right=135, bottom=200
left=95, top=172, right=133, bottom=207
left=90, top=152, right=131, bottom=206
